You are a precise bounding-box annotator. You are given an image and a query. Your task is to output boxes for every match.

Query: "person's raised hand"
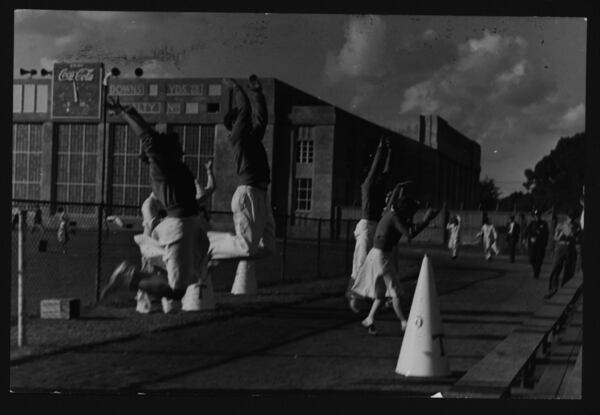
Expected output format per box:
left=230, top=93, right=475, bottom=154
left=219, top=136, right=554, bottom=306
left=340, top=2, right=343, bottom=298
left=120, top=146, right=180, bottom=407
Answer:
left=423, top=208, right=440, bottom=223
left=106, top=96, right=124, bottom=114
left=248, top=74, right=262, bottom=90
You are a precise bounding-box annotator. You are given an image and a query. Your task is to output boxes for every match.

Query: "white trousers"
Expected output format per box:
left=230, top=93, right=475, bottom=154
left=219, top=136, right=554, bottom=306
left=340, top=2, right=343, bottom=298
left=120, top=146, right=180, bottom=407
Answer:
left=208, top=185, right=276, bottom=260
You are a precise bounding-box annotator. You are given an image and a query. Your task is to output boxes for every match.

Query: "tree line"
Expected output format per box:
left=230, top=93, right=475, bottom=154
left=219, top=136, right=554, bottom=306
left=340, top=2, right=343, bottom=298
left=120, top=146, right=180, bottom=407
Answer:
left=478, top=132, right=585, bottom=213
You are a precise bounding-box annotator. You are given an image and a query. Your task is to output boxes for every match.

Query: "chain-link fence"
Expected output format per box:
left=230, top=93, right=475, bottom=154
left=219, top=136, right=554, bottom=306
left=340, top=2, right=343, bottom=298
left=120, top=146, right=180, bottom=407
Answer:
left=12, top=198, right=565, bottom=318
left=10, top=198, right=360, bottom=318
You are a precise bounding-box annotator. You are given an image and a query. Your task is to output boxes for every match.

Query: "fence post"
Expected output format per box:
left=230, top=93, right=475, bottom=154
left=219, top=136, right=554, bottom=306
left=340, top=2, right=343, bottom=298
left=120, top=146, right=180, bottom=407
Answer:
left=17, top=210, right=27, bottom=347
left=95, top=205, right=103, bottom=303
left=317, top=218, right=322, bottom=278
left=281, top=214, right=288, bottom=282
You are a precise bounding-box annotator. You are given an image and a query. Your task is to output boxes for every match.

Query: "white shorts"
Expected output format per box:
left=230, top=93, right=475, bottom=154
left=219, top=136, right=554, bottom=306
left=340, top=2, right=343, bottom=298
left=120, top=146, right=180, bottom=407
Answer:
left=351, top=248, right=403, bottom=299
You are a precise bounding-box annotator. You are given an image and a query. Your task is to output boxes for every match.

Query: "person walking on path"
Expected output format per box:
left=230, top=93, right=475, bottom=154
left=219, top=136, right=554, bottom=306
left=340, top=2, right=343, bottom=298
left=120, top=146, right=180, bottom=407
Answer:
left=576, top=186, right=584, bottom=275
left=505, top=215, right=520, bottom=263
left=446, top=214, right=461, bottom=259
left=545, top=208, right=582, bottom=299
left=56, top=207, right=70, bottom=254
left=12, top=206, right=20, bottom=230
left=523, top=209, right=549, bottom=279
left=350, top=182, right=440, bottom=335
left=207, top=75, right=276, bottom=293
left=100, top=98, right=209, bottom=311
left=347, top=137, right=392, bottom=309
left=31, top=204, right=44, bottom=233
left=475, top=216, right=499, bottom=261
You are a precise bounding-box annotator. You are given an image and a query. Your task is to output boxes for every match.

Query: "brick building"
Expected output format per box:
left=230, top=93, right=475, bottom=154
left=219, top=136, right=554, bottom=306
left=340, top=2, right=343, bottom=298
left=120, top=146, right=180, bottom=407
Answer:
left=12, top=65, right=480, bottom=234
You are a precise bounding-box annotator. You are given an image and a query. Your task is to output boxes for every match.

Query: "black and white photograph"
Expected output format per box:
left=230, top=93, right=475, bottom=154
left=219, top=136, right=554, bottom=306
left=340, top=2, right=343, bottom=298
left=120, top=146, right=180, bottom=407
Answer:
left=9, top=3, right=594, bottom=401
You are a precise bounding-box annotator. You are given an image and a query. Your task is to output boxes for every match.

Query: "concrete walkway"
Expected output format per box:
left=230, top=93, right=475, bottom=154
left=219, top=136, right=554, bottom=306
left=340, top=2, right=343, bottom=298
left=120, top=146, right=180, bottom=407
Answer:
left=11, top=249, right=569, bottom=395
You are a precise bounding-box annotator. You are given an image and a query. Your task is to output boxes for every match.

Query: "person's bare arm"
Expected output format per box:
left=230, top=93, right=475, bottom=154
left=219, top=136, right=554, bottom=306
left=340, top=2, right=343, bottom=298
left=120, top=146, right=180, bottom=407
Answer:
left=196, top=160, right=216, bottom=205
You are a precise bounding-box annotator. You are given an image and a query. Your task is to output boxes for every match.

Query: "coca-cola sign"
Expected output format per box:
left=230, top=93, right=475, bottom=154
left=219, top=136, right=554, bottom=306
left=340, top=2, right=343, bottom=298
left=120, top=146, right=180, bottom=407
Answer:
left=51, top=62, right=102, bottom=120
left=57, top=67, right=96, bottom=83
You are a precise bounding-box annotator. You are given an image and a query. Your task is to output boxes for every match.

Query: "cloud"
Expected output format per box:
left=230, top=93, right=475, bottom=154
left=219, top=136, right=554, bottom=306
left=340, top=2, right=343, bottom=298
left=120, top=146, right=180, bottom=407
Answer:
left=40, top=56, right=58, bottom=69
left=392, top=29, right=585, bottom=194
left=554, top=103, right=585, bottom=130
left=75, top=11, right=125, bottom=22
left=324, top=15, right=388, bottom=82
left=138, top=59, right=180, bottom=78
left=399, top=31, right=559, bottom=129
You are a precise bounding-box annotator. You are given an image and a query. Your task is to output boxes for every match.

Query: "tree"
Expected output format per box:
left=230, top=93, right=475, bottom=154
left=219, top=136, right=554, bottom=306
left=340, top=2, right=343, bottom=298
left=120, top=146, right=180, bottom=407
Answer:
left=478, top=176, right=501, bottom=211
left=522, top=132, right=585, bottom=212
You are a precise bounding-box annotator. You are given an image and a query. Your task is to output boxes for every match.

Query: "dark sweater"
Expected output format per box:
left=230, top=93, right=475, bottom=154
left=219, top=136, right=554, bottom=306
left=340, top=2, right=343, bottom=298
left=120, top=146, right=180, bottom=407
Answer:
left=120, top=106, right=199, bottom=218
left=228, top=84, right=270, bottom=189
left=139, top=130, right=199, bottom=218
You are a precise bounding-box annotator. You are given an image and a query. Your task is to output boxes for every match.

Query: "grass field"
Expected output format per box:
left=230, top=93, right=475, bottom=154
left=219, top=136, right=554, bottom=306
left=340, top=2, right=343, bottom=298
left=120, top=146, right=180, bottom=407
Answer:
left=10, top=227, right=351, bottom=317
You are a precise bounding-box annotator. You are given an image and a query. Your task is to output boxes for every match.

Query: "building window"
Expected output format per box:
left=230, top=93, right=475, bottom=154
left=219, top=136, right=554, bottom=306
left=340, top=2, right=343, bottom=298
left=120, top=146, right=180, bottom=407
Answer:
left=12, top=123, right=43, bottom=200
left=296, top=140, right=313, bottom=163
left=55, top=123, right=98, bottom=214
left=295, top=178, right=312, bottom=211
left=294, top=126, right=314, bottom=163
left=169, top=124, right=216, bottom=205
left=206, top=102, right=220, bottom=113
left=13, top=85, right=22, bottom=113
left=23, top=84, right=36, bottom=113
left=109, top=124, right=152, bottom=216
left=36, top=84, right=48, bottom=113
left=208, top=84, right=222, bottom=96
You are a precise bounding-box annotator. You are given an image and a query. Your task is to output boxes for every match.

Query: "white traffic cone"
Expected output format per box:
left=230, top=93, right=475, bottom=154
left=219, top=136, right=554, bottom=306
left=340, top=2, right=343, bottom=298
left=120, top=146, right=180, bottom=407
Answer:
left=182, top=274, right=216, bottom=311
left=231, top=260, right=257, bottom=295
left=396, top=254, right=450, bottom=377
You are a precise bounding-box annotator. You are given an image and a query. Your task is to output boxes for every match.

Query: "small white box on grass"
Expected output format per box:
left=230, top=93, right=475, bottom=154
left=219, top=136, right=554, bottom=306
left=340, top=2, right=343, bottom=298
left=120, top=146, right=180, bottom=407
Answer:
left=40, top=298, right=80, bottom=319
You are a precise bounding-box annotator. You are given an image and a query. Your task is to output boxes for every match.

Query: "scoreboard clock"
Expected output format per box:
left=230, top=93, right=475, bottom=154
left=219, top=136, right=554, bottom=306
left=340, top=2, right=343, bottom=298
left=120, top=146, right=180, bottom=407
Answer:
left=51, top=62, right=103, bottom=120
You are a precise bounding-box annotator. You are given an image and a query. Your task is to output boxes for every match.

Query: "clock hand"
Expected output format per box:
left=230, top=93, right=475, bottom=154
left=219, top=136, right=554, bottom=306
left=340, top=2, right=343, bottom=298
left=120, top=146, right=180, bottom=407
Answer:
left=72, top=80, right=79, bottom=103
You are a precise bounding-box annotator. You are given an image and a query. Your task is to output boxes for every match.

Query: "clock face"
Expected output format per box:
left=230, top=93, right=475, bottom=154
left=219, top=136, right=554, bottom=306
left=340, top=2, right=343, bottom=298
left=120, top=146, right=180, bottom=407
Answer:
left=51, top=62, right=102, bottom=120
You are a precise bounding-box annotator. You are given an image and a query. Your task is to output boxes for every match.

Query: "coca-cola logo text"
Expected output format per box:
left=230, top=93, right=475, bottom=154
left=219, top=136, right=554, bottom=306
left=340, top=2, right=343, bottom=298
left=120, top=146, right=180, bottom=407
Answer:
left=57, top=68, right=96, bottom=82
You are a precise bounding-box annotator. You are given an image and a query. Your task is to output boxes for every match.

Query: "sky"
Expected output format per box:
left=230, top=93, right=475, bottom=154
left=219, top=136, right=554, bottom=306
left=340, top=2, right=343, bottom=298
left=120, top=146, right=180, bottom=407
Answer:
left=13, top=10, right=587, bottom=196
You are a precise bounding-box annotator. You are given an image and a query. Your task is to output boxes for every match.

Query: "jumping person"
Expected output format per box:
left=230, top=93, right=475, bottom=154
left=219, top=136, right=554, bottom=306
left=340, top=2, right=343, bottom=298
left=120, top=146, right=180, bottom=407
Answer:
left=101, top=98, right=209, bottom=310
left=207, top=75, right=276, bottom=293
left=446, top=214, right=461, bottom=259
left=195, top=159, right=216, bottom=229
left=350, top=182, right=440, bottom=335
left=523, top=209, right=549, bottom=279
left=134, top=192, right=167, bottom=314
left=347, top=137, right=392, bottom=311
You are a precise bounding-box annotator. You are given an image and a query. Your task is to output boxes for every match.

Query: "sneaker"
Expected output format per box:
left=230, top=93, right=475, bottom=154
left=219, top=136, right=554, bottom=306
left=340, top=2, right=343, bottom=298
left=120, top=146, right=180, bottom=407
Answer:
left=361, top=319, right=377, bottom=335
left=100, top=261, right=135, bottom=301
